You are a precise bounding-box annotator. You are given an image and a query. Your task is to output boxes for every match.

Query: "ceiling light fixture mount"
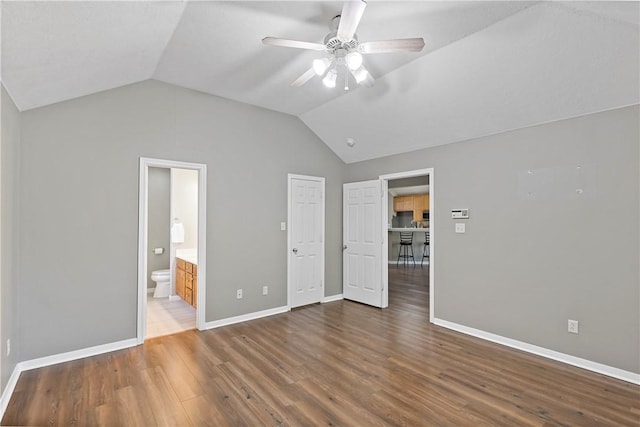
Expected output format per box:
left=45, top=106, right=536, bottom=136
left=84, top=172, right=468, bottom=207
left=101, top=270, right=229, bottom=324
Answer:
left=314, top=21, right=370, bottom=90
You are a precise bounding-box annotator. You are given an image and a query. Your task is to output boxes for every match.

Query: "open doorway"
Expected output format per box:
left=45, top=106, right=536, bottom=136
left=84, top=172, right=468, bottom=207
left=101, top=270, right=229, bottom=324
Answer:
left=380, top=169, right=434, bottom=322
left=137, top=158, right=207, bottom=343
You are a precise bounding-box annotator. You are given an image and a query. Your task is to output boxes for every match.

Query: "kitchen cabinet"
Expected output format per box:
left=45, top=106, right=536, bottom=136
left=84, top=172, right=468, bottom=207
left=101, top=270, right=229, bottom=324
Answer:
left=176, top=258, right=197, bottom=308
left=417, top=194, right=429, bottom=211
left=412, top=194, right=430, bottom=221
left=394, top=194, right=429, bottom=221
left=393, top=196, right=414, bottom=212
left=394, top=194, right=429, bottom=212
left=413, top=208, right=423, bottom=222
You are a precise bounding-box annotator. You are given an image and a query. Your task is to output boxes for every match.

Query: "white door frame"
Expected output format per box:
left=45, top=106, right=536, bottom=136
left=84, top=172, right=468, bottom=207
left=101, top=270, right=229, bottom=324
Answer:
left=287, top=174, right=326, bottom=308
left=379, top=168, right=434, bottom=322
left=137, top=157, right=207, bottom=343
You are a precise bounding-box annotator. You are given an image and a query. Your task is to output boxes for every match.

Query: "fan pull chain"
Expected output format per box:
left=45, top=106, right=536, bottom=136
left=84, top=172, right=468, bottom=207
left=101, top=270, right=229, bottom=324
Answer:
left=344, top=65, right=350, bottom=91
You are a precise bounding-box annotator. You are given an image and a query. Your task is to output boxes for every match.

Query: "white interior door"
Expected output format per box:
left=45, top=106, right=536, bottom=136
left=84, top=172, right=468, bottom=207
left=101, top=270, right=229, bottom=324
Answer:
left=288, top=175, right=325, bottom=308
left=343, top=180, right=383, bottom=307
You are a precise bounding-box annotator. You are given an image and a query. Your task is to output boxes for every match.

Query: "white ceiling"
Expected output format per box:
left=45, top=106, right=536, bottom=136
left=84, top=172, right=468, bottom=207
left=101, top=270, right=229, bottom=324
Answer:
left=2, top=1, right=638, bottom=163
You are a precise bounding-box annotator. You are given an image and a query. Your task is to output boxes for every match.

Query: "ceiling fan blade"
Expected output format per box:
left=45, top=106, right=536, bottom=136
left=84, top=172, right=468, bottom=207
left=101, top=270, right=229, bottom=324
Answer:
left=359, top=38, right=426, bottom=54
left=262, top=37, right=326, bottom=51
left=291, top=68, right=317, bottom=87
left=337, top=0, right=367, bottom=42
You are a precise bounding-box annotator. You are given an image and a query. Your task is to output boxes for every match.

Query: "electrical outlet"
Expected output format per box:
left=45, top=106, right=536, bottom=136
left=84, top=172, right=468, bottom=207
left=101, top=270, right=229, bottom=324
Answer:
left=236, top=289, right=243, bottom=299
left=262, top=286, right=269, bottom=295
left=6, top=339, right=10, bottom=357
left=568, top=319, right=579, bottom=334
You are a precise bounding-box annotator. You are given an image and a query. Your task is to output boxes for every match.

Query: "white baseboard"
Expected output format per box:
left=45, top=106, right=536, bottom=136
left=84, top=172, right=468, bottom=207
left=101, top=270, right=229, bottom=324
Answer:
left=168, top=294, right=181, bottom=302
left=0, top=337, right=138, bottom=420
left=433, top=318, right=640, bottom=385
left=0, top=363, right=22, bottom=419
left=202, top=306, right=290, bottom=330
left=18, top=338, right=138, bottom=372
left=323, top=294, right=343, bottom=303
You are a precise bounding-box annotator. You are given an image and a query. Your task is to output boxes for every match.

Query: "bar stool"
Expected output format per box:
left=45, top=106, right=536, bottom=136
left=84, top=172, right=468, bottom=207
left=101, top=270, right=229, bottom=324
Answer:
left=397, top=232, right=415, bottom=266
left=421, top=231, right=430, bottom=266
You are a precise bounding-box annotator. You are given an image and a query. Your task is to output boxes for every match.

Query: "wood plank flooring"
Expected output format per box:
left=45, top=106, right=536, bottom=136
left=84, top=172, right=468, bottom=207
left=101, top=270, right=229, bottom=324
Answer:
left=3, top=265, right=639, bottom=426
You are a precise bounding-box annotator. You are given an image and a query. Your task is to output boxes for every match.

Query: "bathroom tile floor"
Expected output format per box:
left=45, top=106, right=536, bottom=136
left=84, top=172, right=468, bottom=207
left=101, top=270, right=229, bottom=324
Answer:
left=146, top=293, right=196, bottom=338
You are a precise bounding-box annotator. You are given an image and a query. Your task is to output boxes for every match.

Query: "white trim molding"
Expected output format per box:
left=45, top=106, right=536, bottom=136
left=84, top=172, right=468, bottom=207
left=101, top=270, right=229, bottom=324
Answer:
left=0, top=338, right=138, bottom=419
left=434, top=318, right=640, bottom=385
left=138, top=157, right=207, bottom=344
left=0, top=365, right=21, bottom=419
left=203, top=306, right=290, bottom=330
left=323, top=294, right=343, bottom=303
left=379, top=168, right=434, bottom=320
left=19, top=338, right=138, bottom=372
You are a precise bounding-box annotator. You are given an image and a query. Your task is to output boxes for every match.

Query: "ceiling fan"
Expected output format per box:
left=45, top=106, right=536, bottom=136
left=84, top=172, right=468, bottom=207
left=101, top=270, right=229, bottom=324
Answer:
left=262, top=0, right=425, bottom=90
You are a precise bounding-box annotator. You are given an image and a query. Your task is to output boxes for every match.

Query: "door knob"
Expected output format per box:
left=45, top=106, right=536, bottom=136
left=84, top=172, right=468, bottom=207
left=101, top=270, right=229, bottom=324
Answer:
left=292, top=248, right=298, bottom=254
left=343, top=245, right=347, bottom=250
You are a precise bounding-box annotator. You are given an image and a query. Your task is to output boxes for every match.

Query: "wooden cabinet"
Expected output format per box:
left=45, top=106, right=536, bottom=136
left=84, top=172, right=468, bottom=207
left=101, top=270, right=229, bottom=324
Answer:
left=393, top=196, right=414, bottom=212
left=394, top=194, right=429, bottom=211
left=413, top=194, right=430, bottom=221
left=413, top=208, right=423, bottom=222
left=176, top=258, right=197, bottom=308
left=394, top=194, right=430, bottom=222
left=176, top=265, right=186, bottom=301
left=417, top=194, right=429, bottom=210
left=392, top=196, right=403, bottom=211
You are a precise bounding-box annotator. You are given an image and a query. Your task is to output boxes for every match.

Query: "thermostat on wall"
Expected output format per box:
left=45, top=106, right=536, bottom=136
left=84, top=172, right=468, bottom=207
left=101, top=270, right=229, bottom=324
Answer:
left=451, top=209, right=469, bottom=219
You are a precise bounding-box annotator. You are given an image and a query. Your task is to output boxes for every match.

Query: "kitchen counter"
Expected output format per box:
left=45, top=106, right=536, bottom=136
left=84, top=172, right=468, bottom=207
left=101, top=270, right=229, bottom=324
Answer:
left=388, top=228, right=430, bottom=232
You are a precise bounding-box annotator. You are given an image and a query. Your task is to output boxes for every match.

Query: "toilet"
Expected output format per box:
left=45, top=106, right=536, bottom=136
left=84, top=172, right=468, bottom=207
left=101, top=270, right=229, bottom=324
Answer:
left=151, top=269, right=171, bottom=298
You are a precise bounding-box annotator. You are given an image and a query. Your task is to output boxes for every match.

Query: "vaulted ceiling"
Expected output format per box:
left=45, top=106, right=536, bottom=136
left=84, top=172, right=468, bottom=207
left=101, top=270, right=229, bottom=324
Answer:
left=2, top=1, right=638, bottom=163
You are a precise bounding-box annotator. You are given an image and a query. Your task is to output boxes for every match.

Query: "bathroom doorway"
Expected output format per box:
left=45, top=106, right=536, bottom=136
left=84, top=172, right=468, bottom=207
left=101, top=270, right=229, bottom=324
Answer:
left=137, top=158, right=207, bottom=343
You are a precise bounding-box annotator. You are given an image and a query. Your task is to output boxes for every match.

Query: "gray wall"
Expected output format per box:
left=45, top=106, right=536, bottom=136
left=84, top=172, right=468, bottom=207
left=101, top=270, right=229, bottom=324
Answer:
left=1, top=85, right=20, bottom=389
left=346, top=105, right=639, bottom=374
left=147, top=167, right=170, bottom=288
left=8, top=77, right=637, bottom=376
left=389, top=176, right=429, bottom=188
left=18, top=80, right=345, bottom=360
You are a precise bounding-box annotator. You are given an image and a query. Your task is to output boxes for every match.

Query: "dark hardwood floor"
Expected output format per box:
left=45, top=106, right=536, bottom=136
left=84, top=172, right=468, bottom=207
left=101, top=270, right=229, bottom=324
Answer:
left=3, top=264, right=639, bottom=426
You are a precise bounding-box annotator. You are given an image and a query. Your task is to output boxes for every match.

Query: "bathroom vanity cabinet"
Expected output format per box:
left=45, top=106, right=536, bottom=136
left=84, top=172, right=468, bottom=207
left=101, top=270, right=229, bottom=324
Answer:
left=176, top=258, right=197, bottom=308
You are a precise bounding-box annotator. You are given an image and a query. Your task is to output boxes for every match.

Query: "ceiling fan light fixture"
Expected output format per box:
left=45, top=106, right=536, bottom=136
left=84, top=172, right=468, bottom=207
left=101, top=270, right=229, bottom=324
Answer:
left=263, top=0, right=424, bottom=90
left=350, top=66, right=369, bottom=84
left=322, top=68, right=338, bottom=88
left=345, top=52, right=363, bottom=70
left=313, top=58, right=331, bottom=76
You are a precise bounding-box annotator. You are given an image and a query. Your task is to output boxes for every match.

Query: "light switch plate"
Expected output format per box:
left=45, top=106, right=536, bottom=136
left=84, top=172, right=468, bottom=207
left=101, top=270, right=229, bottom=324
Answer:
left=568, top=319, right=579, bottom=334
left=280, top=222, right=286, bottom=231
left=455, top=223, right=466, bottom=233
